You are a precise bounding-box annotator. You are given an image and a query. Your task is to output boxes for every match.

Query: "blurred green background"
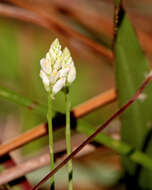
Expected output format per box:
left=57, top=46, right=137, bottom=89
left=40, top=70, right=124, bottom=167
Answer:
left=0, top=0, right=152, bottom=189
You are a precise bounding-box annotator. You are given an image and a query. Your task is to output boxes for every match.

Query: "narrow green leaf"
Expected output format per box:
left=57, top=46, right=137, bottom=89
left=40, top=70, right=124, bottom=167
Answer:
left=0, top=86, right=47, bottom=115
left=114, top=6, right=152, bottom=189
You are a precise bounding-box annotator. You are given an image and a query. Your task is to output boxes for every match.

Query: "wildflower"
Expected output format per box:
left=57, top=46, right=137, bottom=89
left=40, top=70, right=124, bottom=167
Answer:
left=138, top=93, right=147, bottom=102
left=40, top=38, right=76, bottom=98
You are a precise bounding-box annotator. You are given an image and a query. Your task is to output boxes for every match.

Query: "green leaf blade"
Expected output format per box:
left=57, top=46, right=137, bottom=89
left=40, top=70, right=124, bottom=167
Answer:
left=114, top=8, right=152, bottom=189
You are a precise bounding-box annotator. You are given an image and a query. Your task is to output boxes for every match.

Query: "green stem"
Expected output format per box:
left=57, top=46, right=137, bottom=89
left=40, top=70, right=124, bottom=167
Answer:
left=65, top=88, right=73, bottom=190
left=47, top=92, right=55, bottom=190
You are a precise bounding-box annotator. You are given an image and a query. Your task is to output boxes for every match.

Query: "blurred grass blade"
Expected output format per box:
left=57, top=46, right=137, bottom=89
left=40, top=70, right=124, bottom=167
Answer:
left=0, top=86, right=47, bottom=115
left=114, top=4, right=152, bottom=189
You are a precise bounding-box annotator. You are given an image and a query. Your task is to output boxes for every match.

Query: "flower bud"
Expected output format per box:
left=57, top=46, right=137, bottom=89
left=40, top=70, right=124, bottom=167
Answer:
left=40, top=38, right=76, bottom=98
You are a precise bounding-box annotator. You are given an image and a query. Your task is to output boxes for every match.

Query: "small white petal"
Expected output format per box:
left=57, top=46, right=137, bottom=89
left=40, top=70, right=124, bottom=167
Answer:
left=59, top=67, right=70, bottom=78
left=40, top=70, right=49, bottom=86
left=46, top=52, right=51, bottom=61
left=138, top=93, right=147, bottom=102
left=62, top=48, right=72, bottom=65
left=63, top=47, right=71, bottom=57
left=52, top=78, right=66, bottom=95
left=40, top=58, right=52, bottom=74
left=50, top=38, right=61, bottom=51
left=40, top=58, right=45, bottom=67
left=54, top=58, right=62, bottom=70
left=49, top=71, right=60, bottom=84
left=67, top=66, right=76, bottom=84
left=49, top=49, right=56, bottom=61
left=49, top=39, right=62, bottom=62
left=55, top=50, right=62, bottom=57
left=40, top=70, right=50, bottom=91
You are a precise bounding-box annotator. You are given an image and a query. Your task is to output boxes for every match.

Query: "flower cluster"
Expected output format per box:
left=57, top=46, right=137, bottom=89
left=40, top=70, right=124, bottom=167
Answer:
left=40, top=38, right=76, bottom=98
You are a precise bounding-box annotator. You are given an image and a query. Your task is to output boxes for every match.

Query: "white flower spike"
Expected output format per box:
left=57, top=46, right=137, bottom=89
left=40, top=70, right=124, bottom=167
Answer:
left=40, top=38, right=76, bottom=98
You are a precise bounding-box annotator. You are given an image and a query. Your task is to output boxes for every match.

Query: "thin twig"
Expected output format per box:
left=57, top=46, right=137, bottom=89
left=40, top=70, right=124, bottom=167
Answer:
left=0, top=88, right=116, bottom=157
left=47, top=93, right=55, bottom=190
left=32, top=73, right=152, bottom=190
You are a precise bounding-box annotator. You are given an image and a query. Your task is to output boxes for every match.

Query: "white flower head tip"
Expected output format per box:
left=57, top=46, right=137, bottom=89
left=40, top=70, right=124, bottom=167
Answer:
left=62, top=47, right=76, bottom=84
left=63, top=47, right=71, bottom=58
left=40, top=38, right=76, bottom=98
left=146, top=70, right=152, bottom=78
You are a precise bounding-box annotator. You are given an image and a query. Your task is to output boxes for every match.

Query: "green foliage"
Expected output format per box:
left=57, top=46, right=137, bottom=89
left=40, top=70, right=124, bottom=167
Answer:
left=0, top=19, right=19, bottom=82
left=114, top=6, right=152, bottom=189
left=2, top=5, right=152, bottom=188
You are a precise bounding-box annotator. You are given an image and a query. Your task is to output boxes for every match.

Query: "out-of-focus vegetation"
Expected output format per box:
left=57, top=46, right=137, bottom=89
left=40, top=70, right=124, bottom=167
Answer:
left=0, top=16, right=114, bottom=153
left=1, top=0, right=152, bottom=189
left=0, top=2, right=115, bottom=187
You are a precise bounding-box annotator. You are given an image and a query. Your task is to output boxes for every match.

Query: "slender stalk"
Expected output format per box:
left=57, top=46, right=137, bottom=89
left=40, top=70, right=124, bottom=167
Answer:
left=65, top=88, right=73, bottom=190
left=47, top=92, right=55, bottom=190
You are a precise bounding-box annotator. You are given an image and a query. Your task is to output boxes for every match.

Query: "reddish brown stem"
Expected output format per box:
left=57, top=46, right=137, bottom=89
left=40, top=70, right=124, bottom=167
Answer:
left=32, top=73, right=152, bottom=190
